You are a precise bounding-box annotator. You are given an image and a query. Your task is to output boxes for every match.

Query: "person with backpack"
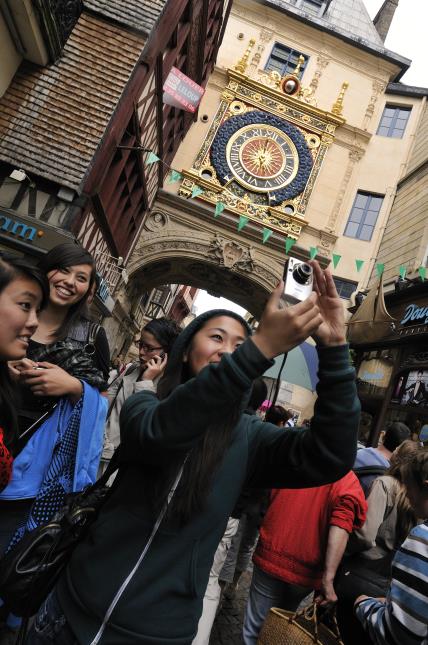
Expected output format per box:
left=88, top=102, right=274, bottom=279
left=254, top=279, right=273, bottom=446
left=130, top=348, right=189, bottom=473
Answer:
left=353, top=421, right=411, bottom=496
left=355, top=448, right=428, bottom=645
left=336, top=439, right=420, bottom=645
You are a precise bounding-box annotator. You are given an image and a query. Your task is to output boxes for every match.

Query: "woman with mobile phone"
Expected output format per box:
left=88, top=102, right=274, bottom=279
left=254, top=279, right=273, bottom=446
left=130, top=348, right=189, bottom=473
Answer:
left=101, top=317, right=181, bottom=472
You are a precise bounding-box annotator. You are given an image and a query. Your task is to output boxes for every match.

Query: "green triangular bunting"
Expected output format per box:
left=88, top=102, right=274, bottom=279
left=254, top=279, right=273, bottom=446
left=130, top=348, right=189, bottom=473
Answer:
left=332, top=254, right=341, bottom=269
left=191, top=186, right=204, bottom=198
left=145, top=151, right=160, bottom=165
left=376, top=263, right=385, bottom=277
left=399, top=265, right=406, bottom=279
left=167, top=170, right=182, bottom=184
left=262, top=228, right=273, bottom=244
left=355, top=259, right=364, bottom=273
left=285, top=237, right=296, bottom=254
left=238, top=215, right=249, bottom=231
left=419, top=266, right=426, bottom=281
left=214, top=201, right=225, bottom=218
left=309, top=247, right=317, bottom=260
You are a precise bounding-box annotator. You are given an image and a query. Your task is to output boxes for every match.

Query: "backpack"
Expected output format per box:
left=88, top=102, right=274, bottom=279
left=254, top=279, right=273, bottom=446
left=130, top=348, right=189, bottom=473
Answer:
left=353, top=465, right=387, bottom=497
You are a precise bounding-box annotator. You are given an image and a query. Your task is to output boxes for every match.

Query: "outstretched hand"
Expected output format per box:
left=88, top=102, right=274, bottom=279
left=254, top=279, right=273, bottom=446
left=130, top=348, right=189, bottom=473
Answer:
left=310, top=261, right=347, bottom=347
left=252, top=282, right=323, bottom=359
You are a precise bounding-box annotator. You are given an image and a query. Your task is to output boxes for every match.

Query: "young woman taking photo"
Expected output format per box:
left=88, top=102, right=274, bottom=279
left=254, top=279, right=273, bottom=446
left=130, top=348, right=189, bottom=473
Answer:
left=0, top=255, right=48, bottom=496
left=27, top=262, right=360, bottom=645
left=0, top=242, right=109, bottom=558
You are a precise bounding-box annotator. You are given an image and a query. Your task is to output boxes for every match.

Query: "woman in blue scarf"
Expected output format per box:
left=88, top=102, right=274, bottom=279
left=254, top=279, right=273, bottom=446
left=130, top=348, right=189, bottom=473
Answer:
left=0, top=243, right=109, bottom=637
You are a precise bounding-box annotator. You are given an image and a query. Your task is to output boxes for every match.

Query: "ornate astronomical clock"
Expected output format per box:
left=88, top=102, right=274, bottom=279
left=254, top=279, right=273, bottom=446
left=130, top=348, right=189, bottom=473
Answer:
left=179, top=44, right=347, bottom=239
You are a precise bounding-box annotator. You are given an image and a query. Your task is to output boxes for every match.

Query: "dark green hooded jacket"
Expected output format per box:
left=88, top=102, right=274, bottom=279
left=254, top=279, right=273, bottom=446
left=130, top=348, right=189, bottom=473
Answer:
left=57, top=338, right=359, bottom=644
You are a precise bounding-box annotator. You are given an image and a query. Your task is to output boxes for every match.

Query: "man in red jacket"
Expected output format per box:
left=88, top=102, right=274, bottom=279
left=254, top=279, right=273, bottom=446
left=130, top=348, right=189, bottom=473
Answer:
left=242, top=471, right=367, bottom=644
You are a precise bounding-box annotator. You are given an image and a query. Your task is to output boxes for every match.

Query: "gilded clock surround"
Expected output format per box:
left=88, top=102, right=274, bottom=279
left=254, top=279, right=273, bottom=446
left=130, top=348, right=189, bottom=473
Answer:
left=179, top=44, right=346, bottom=239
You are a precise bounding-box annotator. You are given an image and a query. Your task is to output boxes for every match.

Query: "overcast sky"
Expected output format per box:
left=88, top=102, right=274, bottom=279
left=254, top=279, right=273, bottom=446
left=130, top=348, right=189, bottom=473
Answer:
left=364, top=0, right=427, bottom=86
left=194, top=0, right=426, bottom=315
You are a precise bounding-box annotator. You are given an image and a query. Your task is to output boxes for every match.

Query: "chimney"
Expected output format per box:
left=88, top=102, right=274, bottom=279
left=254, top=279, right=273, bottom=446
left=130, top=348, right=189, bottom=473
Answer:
left=373, top=0, right=399, bottom=42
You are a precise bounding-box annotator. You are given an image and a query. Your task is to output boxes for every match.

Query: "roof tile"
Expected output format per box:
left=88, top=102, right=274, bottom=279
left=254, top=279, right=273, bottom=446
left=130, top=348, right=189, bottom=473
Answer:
left=0, top=12, right=145, bottom=192
left=83, top=0, right=167, bottom=35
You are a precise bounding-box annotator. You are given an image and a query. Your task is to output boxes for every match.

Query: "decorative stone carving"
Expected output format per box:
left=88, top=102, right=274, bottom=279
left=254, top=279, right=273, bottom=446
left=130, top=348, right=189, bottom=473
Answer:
left=144, top=210, right=169, bottom=231
left=325, top=147, right=365, bottom=233
left=208, top=234, right=255, bottom=271
left=309, top=54, right=330, bottom=97
left=363, top=79, right=387, bottom=129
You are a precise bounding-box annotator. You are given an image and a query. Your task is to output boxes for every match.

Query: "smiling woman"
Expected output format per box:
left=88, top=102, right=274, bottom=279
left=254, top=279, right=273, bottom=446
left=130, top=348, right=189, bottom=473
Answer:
left=0, top=243, right=109, bottom=590
left=0, top=254, right=48, bottom=494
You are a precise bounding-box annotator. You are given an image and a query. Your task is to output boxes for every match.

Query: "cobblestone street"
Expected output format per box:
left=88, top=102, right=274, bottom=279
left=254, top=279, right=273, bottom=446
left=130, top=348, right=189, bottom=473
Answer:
left=209, top=571, right=252, bottom=645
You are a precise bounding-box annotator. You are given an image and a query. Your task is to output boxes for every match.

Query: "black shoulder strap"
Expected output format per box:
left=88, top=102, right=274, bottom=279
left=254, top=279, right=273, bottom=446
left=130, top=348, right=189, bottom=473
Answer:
left=354, top=465, right=387, bottom=478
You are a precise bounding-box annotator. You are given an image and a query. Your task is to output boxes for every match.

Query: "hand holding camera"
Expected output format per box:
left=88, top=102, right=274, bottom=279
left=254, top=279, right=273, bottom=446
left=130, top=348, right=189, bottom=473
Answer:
left=310, top=261, right=347, bottom=347
left=253, top=260, right=346, bottom=359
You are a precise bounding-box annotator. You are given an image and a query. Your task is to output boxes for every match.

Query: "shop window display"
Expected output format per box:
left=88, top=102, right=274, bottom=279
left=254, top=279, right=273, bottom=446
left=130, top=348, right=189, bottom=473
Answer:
left=392, top=369, right=428, bottom=408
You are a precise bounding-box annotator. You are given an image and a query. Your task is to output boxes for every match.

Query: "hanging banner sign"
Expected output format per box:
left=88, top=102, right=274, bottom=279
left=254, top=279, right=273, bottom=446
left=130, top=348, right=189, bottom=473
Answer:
left=163, top=67, right=205, bottom=113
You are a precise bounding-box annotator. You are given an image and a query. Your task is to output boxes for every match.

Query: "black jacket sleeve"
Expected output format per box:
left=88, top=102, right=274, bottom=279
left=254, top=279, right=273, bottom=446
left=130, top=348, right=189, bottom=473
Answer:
left=245, top=344, right=360, bottom=489
left=119, top=338, right=273, bottom=463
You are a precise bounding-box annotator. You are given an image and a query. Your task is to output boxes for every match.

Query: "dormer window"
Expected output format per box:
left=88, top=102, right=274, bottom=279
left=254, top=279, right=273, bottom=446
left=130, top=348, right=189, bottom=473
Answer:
left=291, top=0, right=327, bottom=17
left=265, top=43, right=308, bottom=78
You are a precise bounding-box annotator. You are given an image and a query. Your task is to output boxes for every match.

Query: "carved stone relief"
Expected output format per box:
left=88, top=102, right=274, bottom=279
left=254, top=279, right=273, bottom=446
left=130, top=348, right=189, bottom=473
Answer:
left=144, top=210, right=169, bottom=231
left=208, top=234, right=255, bottom=271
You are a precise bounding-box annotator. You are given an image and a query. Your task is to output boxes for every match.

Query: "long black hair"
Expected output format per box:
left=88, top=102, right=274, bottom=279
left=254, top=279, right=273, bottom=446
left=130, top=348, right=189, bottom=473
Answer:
left=0, top=254, right=49, bottom=450
left=155, top=309, right=252, bottom=523
left=38, top=242, right=97, bottom=340
left=143, top=317, right=182, bottom=354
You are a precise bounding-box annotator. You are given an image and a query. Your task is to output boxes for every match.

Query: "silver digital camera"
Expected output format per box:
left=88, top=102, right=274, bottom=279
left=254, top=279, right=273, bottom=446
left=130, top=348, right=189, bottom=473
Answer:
left=282, top=258, right=313, bottom=305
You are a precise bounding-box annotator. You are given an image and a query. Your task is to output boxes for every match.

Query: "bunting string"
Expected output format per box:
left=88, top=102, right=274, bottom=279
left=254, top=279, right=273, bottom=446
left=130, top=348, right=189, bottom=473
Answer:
left=140, top=148, right=427, bottom=283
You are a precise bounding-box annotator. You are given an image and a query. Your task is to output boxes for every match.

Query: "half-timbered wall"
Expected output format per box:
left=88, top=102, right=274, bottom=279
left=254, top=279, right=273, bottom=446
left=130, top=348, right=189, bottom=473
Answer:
left=75, top=0, right=228, bottom=261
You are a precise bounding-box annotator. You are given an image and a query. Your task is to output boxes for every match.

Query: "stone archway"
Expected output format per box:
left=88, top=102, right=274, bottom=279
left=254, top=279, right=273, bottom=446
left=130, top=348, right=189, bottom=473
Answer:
left=125, top=192, right=288, bottom=318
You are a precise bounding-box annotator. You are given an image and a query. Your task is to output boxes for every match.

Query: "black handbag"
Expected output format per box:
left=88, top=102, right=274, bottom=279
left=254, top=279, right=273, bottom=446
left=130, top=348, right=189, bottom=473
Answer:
left=0, top=449, right=121, bottom=618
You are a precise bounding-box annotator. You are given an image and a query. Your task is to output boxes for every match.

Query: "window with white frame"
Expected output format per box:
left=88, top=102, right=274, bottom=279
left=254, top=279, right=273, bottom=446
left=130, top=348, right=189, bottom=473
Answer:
left=333, top=277, right=358, bottom=300
left=377, top=105, right=411, bottom=138
left=344, top=192, right=384, bottom=241
left=265, top=43, right=308, bottom=78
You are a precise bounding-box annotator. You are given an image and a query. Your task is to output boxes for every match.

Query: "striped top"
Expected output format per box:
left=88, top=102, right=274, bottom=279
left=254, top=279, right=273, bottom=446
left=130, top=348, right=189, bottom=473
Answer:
left=356, top=521, right=428, bottom=644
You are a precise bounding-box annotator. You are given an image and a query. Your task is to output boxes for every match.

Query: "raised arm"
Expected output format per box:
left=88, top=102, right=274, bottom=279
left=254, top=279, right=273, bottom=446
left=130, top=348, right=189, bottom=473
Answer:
left=246, top=343, right=359, bottom=488
left=119, top=338, right=272, bottom=463
left=247, top=262, right=359, bottom=488
left=119, top=275, right=324, bottom=464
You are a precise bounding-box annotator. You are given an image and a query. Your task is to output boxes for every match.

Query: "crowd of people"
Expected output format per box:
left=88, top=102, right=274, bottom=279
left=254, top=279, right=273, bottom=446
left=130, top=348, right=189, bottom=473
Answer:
left=0, top=242, right=426, bottom=645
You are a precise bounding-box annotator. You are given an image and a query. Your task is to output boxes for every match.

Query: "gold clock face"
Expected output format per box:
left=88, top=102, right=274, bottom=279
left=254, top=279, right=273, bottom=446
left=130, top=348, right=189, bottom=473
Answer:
left=226, top=124, right=299, bottom=193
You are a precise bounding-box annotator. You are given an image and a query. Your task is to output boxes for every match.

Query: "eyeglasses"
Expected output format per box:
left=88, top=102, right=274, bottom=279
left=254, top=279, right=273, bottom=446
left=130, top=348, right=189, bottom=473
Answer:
left=139, top=341, right=163, bottom=353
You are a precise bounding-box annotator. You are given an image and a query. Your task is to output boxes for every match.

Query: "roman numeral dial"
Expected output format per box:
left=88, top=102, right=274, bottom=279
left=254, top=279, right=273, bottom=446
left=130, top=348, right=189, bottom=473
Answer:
left=226, top=124, right=299, bottom=194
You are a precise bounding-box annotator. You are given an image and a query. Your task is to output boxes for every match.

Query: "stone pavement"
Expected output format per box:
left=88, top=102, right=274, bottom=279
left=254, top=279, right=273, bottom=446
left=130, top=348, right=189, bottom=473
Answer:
left=209, top=570, right=252, bottom=645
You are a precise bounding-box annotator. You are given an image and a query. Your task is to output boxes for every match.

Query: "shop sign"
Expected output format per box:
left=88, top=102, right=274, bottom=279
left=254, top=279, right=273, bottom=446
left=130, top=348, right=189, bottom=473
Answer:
left=0, top=213, right=40, bottom=242
left=400, top=304, right=428, bottom=326
left=163, top=67, right=205, bottom=113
